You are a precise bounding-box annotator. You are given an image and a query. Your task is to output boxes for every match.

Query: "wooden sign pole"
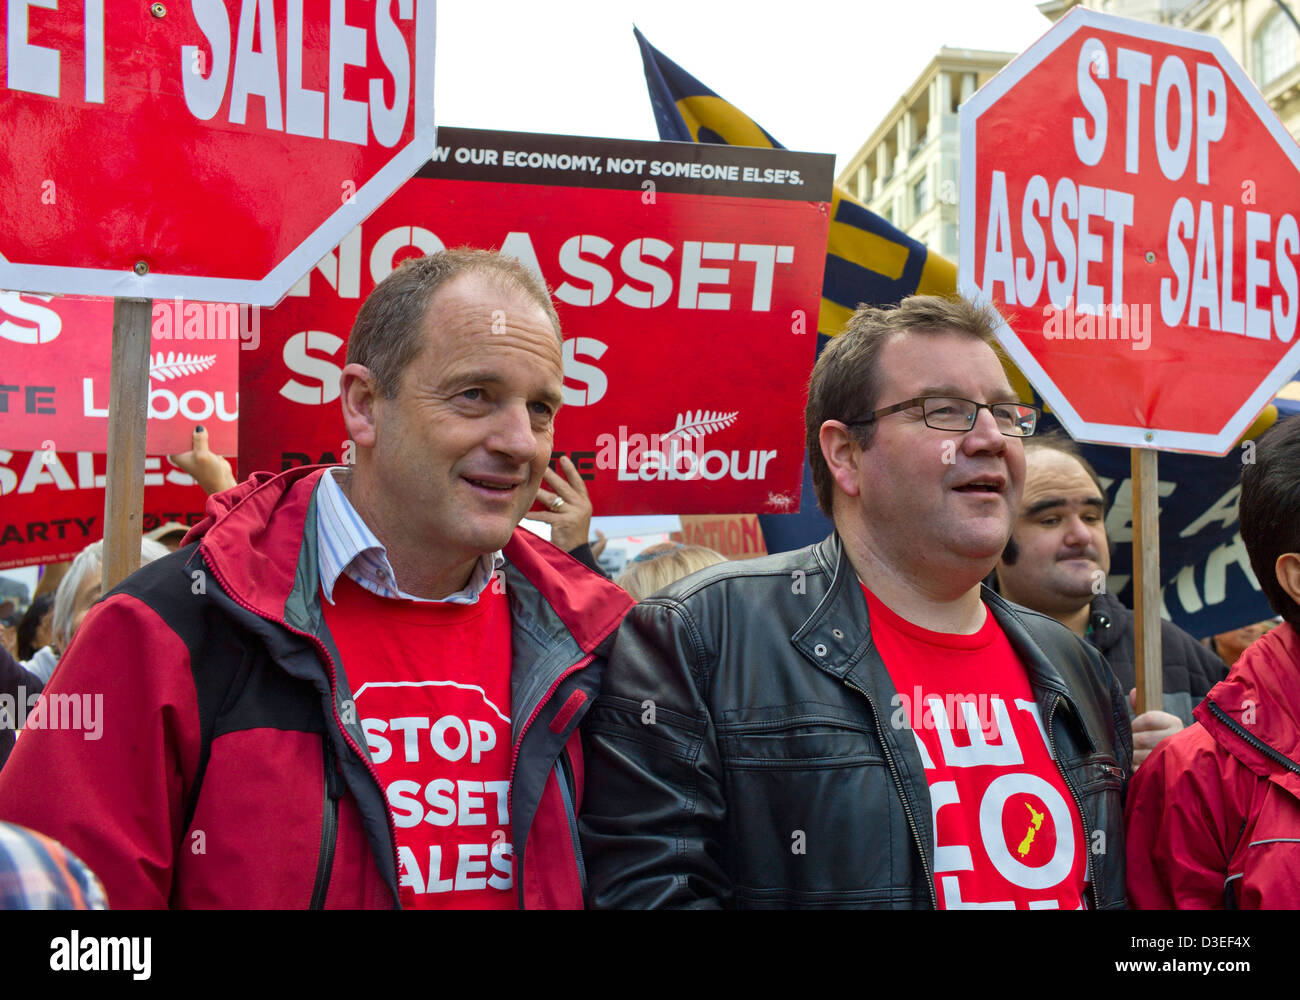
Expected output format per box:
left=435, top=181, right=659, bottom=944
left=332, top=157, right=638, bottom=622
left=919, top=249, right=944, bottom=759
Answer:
left=1130, top=446, right=1163, bottom=715
left=102, top=297, right=152, bottom=591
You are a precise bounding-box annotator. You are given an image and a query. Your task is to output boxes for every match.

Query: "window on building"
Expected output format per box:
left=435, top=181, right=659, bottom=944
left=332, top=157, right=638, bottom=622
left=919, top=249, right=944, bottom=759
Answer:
left=912, top=174, right=930, bottom=219
left=911, top=103, right=931, bottom=157
left=1255, top=10, right=1300, bottom=87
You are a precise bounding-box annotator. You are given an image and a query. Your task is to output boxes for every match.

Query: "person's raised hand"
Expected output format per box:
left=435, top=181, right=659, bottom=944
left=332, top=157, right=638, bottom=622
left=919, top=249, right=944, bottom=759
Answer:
left=169, top=425, right=236, bottom=496
left=531, top=456, right=596, bottom=553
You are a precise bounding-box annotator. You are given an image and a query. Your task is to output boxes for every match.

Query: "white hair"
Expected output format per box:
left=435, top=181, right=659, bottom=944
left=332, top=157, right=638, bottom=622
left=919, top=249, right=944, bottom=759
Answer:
left=51, top=538, right=171, bottom=650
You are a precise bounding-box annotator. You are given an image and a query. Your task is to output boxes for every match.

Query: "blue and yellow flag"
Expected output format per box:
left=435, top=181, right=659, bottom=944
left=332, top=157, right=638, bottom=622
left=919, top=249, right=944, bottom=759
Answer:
left=634, top=27, right=957, bottom=341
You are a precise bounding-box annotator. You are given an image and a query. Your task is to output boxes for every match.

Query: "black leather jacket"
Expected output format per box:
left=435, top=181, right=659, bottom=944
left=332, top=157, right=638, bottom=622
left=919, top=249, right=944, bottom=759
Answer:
left=581, top=534, right=1133, bottom=909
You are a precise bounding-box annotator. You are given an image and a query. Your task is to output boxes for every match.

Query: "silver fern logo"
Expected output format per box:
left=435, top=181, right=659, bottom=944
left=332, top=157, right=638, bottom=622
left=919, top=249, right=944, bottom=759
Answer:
left=659, top=410, right=739, bottom=445
left=594, top=408, right=779, bottom=483
left=83, top=349, right=237, bottom=424
left=148, top=352, right=218, bottom=382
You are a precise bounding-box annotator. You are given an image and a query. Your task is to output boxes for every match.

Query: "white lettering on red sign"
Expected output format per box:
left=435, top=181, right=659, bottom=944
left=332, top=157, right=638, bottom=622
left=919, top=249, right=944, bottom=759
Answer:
left=980, top=36, right=1297, bottom=343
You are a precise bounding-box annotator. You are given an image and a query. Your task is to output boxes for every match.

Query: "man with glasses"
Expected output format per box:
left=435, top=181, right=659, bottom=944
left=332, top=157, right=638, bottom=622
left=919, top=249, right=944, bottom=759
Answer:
left=581, top=295, right=1131, bottom=909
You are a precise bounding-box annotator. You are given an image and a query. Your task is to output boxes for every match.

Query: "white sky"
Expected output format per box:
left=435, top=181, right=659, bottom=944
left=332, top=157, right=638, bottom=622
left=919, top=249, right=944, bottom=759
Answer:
left=434, top=0, right=1055, bottom=171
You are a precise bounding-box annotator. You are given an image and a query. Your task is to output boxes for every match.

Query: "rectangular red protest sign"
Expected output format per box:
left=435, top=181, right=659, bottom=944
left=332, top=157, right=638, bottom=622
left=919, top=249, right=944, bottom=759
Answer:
left=0, top=292, right=243, bottom=455
left=239, top=127, right=833, bottom=515
left=0, top=449, right=223, bottom=569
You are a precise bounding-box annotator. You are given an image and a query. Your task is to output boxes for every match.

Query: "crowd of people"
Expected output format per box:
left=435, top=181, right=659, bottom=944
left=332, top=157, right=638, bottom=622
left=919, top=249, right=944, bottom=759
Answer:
left=0, top=248, right=1294, bottom=909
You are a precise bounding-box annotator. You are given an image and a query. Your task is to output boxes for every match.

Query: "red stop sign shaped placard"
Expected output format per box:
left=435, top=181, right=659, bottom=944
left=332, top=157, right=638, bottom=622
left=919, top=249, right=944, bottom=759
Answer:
left=960, top=7, right=1300, bottom=455
left=0, top=0, right=435, bottom=306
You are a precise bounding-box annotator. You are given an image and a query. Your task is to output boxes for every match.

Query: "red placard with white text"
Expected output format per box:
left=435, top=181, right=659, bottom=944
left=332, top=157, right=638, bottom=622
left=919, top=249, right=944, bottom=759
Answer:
left=0, top=0, right=435, bottom=306
left=240, top=127, right=833, bottom=515
left=0, top=450, right=226, bottom=568
left=0, top=292, right=241, bottom=455
left=960, top=8, right=1300, bottom=455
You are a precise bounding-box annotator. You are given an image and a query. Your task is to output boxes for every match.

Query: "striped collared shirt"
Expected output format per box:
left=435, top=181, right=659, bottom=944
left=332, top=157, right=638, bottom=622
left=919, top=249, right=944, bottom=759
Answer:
left=314, top=468, right=502, bottom=605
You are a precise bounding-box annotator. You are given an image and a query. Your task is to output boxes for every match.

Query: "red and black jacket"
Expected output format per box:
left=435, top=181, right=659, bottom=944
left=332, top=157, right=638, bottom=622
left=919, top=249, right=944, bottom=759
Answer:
left=0, top=466, right=633, bottom=908
left=1126, top=622, right=1300, bottom=909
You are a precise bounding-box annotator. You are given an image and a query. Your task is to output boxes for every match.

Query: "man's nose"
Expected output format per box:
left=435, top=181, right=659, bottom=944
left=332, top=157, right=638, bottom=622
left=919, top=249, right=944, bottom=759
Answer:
left=1062, top=515, right=1093, bottom=547
left=961, top=404, right=1006, bottom=454
left=489, top=403, right=541, bottom=463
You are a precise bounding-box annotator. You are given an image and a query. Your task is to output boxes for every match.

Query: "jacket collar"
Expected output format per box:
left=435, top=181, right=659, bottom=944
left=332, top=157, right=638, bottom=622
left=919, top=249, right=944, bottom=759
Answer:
left=190, top=463, right=633, bottom=737
left=188, top=465, right=329, bottom=625
left=190, top=464, right=634, bottom=636
left=501, top=530, right=634, bottom=747
left=793, top=533, right=1089, bottom=742
left=1087, top=591, right=1130, bottom=653
left=1197, top=623, right=1300, bottom=792
left=796, top=535, right=1074, bottom=686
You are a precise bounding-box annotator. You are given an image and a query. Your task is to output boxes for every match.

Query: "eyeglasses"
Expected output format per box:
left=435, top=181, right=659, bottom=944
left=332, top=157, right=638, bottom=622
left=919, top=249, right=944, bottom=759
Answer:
left=847, top=396, right=1040, bottom=437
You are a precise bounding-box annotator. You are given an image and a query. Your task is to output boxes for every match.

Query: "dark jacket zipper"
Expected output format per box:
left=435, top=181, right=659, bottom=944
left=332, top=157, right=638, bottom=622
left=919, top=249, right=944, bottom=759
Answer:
left=310, top=736, right=343, bottom=909
left=1207, top=700, right=1300, bottom=776
left=554, top=751, right=588, bottom=900
left=1045, top=693, right=1101, bottom=911
left=844, top=678, right=939, bottom=909
left=510, top=657, right=593, bottom=909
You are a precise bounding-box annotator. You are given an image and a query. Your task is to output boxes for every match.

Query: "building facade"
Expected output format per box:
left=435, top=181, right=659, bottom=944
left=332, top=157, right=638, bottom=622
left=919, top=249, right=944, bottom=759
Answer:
left=836, top=49, right=1013, bottom=264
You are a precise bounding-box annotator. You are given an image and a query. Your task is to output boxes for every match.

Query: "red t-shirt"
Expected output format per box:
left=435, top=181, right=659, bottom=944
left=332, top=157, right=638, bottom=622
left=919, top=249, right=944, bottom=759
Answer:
left=863, top=585, right=1089, bottom=909
left=323, top=573, right=517, bottom=909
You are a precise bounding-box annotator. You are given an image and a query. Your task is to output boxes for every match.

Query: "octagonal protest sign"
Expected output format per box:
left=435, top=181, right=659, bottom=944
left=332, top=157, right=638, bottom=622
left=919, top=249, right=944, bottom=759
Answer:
left=1, top=0, right=435, bottom=306
left=960, top=6, right=1300, bottom=455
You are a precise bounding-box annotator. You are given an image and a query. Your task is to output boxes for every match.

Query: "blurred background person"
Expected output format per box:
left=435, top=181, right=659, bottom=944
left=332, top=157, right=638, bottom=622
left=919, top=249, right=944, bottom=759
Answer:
left=14, top=593, right=56, bottom=684
left=144, top=522, right=192, bottom=553
left=615, top=542, right=727, bottom=601
left=50, top=538, right=172, bottom=657
left=1, top=537, right=170, bottom=770
left=16, top=594, right=53, bottom=663
left=1205, top=618, right=1279, bottom=667
left=0, top=604, right=17, bottom=661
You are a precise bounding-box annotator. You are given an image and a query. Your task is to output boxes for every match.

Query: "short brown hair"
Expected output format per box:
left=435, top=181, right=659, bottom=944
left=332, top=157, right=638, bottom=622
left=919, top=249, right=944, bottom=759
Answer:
left=804, top=295, right=1002, bottom=514
left=346, top=248, right=563, bottom=398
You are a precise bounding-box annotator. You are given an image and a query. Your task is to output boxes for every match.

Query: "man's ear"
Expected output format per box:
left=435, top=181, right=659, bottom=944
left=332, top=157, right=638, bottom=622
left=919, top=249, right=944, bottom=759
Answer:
left=1274, top=552, right=1300, bottom=609
left=341, top=364, right=380, bottom=448
left=819, top=420, right=863, bottom=499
